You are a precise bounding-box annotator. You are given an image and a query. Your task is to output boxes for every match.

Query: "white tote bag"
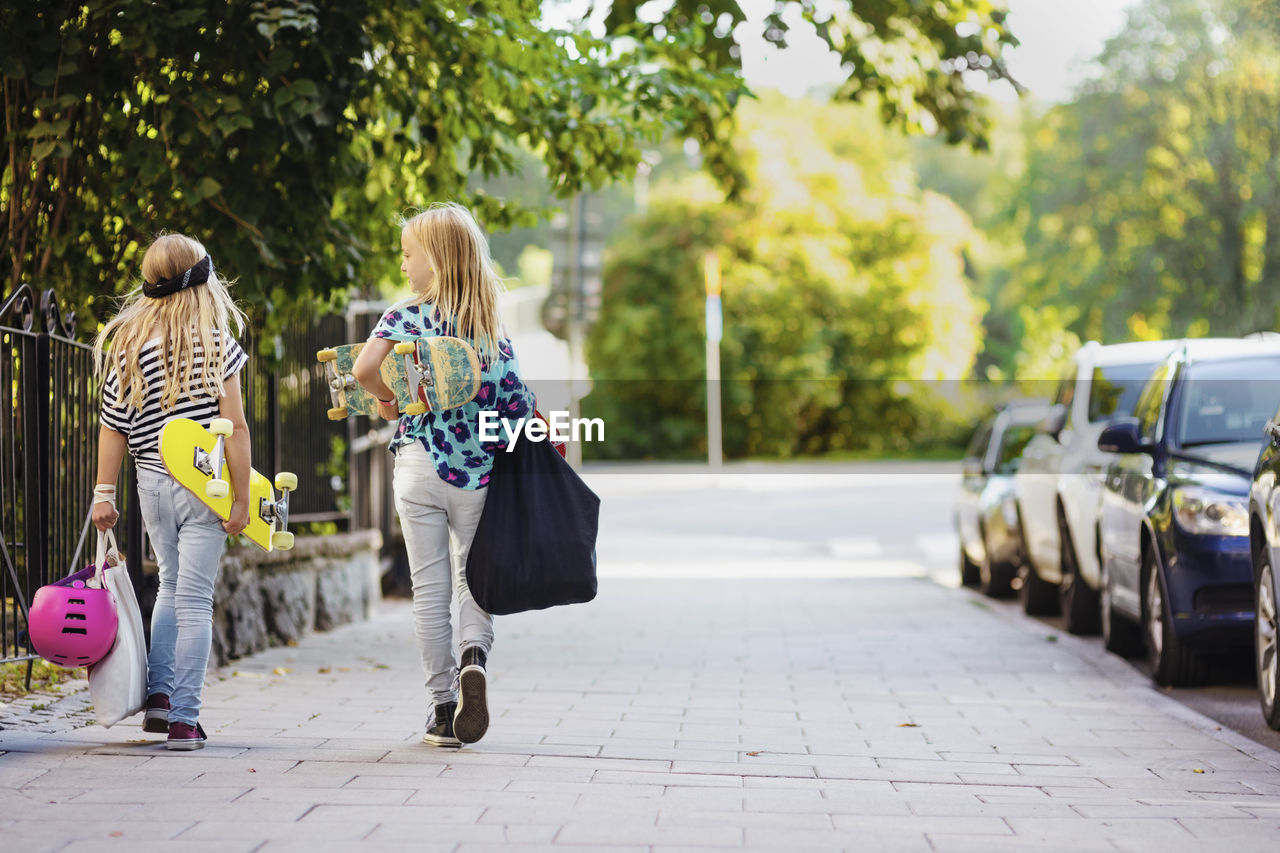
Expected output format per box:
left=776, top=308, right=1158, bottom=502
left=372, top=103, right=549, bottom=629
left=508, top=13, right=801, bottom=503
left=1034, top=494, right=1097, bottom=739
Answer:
left=87, top=529, right=147, bottom=727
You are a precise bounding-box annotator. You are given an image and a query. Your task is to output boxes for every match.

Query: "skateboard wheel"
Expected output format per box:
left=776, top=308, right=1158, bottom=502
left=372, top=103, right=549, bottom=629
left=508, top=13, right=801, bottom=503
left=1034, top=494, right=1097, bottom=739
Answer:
left=327, top=406, right=348, bottom=420
left=405, top=402, right=427, bottom=416
left=209, top=418, right=233, bottom=436
left=274, top=472, right=298, bottom=491
left=205, top=479, right=230, bottom=499
left=317, top=348, right=338, bottom=363
left=271, top=531, right=295, bottom=550
left=394, top=341, right=415, bottom=355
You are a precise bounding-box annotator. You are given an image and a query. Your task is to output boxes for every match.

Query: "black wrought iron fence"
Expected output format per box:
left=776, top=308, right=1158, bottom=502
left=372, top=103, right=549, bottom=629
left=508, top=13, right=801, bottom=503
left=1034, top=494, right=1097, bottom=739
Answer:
left=0, top=286, right=142, bottom=669
left=0, top=287, right=404, bottom=669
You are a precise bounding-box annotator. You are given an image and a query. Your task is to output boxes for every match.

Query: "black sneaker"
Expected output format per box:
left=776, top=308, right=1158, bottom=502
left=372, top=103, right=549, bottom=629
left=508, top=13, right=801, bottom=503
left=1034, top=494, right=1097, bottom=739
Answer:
left=423, top=701, right=461, bottom=747
left=453, top=647, right=489, bottom=744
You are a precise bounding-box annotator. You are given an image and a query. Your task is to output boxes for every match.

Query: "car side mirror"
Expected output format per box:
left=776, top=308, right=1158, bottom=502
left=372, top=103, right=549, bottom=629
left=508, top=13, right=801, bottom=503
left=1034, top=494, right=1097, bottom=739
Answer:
left=1037, top=404, right=1068, bottom=440
left=962, top=456, right=985, bottom=477
left=1098, top=417, right=1149, bottom=454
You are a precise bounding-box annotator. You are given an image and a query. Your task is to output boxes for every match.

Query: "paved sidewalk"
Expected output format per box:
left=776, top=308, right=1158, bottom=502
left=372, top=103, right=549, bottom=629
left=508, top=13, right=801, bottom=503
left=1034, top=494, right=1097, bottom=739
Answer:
left=4, top=572, right=1280, bottom=852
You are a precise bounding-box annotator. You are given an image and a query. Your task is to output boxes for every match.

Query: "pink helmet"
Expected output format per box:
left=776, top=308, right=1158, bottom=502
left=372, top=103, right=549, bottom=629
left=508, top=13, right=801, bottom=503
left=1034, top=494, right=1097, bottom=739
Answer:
left=28, top=564, right=118, bottom=667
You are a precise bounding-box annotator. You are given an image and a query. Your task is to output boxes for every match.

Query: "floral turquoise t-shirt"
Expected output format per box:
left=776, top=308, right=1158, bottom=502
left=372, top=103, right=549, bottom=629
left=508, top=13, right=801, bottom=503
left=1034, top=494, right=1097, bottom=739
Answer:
left=370, top=301, right=534, bottom=489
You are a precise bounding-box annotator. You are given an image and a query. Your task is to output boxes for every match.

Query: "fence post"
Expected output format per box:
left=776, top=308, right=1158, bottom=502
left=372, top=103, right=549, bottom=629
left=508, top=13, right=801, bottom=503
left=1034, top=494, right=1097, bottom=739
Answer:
left=30, top=325, right=50, bottom=603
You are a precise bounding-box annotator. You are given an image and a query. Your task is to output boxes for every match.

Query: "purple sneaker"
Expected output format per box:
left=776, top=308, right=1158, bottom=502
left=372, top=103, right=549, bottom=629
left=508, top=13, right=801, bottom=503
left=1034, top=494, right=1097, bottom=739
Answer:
left=166, top=721, right=207, bottom=751
left=142, top=693, right=170, bottom=734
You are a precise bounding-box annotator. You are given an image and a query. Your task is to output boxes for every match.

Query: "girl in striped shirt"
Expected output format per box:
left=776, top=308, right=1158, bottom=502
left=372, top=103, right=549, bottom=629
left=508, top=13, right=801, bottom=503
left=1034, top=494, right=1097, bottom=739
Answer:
left=91, top=232, right=250, bottom=751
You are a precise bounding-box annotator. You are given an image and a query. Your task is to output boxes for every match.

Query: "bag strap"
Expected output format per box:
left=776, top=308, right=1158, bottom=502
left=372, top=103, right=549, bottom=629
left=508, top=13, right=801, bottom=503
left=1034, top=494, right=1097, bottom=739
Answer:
left=92, top=529, right=120, bottom=588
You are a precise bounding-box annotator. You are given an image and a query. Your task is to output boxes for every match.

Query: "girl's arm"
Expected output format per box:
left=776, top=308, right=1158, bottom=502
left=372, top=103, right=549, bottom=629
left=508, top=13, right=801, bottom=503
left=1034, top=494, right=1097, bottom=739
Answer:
left=92, top=426, right=127, bottom=531
left=353, top=337, right=399, bottom=421
left=219, top=374, right=252, bottom=536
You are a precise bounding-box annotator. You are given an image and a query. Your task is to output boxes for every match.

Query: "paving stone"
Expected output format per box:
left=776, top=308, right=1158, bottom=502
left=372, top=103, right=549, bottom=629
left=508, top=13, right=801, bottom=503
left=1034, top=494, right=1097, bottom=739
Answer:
left=4, top=552, right=1280, bottom=851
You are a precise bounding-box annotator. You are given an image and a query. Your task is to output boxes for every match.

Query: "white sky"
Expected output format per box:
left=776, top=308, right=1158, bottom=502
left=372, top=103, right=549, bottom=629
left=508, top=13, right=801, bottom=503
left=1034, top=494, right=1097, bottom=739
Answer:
left=738, top=0, right=1140, bottom=103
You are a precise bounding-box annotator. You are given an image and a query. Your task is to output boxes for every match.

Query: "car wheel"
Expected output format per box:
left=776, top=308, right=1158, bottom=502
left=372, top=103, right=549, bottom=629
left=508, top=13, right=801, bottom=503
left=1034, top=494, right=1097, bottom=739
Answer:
left=979, top=525, right=1014, bottom=598
left=1144, top=547, right=1207, bottom=687
left=1255, top=551, right=1280, bottom=730
left=1101, top=556, right=1143, bottom=657
left=1058, top=509, right=1100, bottom=635
left=959, top=543, right=980, bottom=587
left=1019, top=562, right=1060, bottom=616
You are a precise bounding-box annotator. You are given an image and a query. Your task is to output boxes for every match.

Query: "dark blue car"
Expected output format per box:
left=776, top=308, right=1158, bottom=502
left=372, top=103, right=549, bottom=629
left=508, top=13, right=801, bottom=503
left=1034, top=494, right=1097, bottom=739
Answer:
left=1096, top=338, right=1280, bottom=686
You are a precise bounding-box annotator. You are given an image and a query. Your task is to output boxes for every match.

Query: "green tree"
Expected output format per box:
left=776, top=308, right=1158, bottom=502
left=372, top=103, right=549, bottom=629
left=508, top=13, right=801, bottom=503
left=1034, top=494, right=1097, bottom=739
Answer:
left=1001, top=0, right=1280, bottom=348
left=584, top=96, right=983, bottom=459
left=3, top=0, right=1018, bottom=335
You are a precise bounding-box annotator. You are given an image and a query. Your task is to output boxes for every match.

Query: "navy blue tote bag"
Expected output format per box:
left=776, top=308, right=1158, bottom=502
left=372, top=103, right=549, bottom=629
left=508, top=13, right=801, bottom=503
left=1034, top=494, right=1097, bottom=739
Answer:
left=465, top=436, right=600, bottom=615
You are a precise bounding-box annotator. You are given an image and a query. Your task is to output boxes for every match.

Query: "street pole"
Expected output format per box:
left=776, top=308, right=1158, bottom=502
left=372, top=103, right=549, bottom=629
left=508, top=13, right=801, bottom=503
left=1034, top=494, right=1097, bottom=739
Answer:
left=566, top=193, right=584, bottom=470
left=704, top=251, right=723, bottom=469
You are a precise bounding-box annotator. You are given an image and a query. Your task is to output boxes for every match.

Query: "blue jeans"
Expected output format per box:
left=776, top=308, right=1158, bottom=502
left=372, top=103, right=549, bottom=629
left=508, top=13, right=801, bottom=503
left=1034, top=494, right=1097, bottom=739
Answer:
left=136, top=468, right=227, bottom=727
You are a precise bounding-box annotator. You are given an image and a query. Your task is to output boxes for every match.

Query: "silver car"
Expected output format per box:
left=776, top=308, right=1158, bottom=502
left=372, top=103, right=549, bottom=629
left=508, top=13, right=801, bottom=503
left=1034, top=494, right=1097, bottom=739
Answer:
left=957, top=401, right=1051, bottom=597
left=1014, top=340, right=1177, bottom=631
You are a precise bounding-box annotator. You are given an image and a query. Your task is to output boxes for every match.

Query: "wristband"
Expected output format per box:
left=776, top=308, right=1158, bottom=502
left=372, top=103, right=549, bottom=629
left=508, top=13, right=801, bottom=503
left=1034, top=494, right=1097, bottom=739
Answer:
left=377, top=397, right=395, bottom=405
left=93, top=484, right=117, bottom=510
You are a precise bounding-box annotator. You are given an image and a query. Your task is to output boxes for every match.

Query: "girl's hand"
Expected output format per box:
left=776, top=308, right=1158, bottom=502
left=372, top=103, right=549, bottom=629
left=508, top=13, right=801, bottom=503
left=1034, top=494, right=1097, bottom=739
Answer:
left=224, top=498, right=250, bottom=536
left=376, top=399, right=399, bottom=421
left=92, top=501, right=119, bottom=531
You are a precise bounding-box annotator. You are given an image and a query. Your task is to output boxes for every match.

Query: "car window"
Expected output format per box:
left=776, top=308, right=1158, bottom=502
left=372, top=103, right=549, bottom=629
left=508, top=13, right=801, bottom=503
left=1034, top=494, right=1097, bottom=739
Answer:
left=1087, top=362, right=1161, bottom=422
left=1053, top=368, right=1075, bottom=408
left=965, top=418, right=995, bottom=461
left=1135, top=364, right=1170, bottom=440
left=1176, top=356, right=1280, bottom=447
left=993, top=424, right=1037, bottom=475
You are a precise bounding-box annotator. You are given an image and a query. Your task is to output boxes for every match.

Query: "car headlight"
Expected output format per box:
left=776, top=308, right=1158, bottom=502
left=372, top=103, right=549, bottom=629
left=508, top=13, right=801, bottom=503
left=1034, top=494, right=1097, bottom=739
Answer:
left=1172, top=487, right=1248, bottom=537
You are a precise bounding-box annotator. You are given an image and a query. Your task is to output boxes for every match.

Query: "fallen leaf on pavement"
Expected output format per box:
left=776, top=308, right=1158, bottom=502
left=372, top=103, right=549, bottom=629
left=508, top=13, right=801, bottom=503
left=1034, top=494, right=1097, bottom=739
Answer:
left=745, top=751, right=762, bottom=756
left=272, top=667, right=290, bottom=676
left=898, top=723, right=920, bottom=728
left=232, top=671, right=264, bottom=679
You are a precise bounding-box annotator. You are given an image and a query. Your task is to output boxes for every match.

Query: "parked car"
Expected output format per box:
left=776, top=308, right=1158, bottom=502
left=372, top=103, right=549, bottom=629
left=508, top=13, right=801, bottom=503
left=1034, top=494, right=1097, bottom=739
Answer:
left=956, top=401, right=1052, bottom=597
left=1014, top=340, right=1177, bottom=631
left=1247, top=400, right=1280, bottom=729
left=1098, top=338, right=1280, bottom=687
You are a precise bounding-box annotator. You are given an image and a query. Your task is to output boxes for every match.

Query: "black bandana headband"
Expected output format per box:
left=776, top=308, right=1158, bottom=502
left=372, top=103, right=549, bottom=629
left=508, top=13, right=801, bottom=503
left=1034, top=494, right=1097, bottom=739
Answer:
left=143, top=255, right=212, bottom=298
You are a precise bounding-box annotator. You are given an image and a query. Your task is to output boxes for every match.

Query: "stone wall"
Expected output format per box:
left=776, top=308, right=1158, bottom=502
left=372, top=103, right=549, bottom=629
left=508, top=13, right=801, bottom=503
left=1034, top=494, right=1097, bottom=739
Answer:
left=210, top=530, right=382, bottom=666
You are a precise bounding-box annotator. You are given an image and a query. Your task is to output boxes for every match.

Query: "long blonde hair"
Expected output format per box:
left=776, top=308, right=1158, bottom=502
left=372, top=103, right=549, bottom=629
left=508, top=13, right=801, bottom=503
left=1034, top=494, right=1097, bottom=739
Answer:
left=401, top=203, right=503, bottom=363
left=93, top=233, right=247, bottom=412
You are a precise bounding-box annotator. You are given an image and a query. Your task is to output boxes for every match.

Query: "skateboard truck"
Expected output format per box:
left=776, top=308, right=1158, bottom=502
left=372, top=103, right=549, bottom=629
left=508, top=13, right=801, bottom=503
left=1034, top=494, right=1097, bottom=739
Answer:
left=317, top=348, right=354, bottom=420
left=262, top=473, right=296, bottom=550
left=395, top=341, right=433, bottom=413
left=202, top=418, right=234, bottom=499
left=193, top=418, right=296, bottom=550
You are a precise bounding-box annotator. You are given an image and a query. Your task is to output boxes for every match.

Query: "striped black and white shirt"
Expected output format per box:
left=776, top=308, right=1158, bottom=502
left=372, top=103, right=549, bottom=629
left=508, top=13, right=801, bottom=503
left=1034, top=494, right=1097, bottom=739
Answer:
left=100, top=332, right=249, bottom=475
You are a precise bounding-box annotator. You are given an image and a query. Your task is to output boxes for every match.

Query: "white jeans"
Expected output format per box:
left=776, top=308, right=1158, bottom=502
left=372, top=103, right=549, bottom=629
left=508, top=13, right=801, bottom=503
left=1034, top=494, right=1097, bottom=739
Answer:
left=392, top=442, right=493, bottom=707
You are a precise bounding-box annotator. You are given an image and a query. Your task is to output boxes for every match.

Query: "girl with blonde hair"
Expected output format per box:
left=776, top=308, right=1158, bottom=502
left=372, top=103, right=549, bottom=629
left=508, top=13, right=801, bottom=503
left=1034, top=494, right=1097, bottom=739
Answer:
left=92, top=232, right=251, bottom=750
left=355, top=202, right=534, bottom=747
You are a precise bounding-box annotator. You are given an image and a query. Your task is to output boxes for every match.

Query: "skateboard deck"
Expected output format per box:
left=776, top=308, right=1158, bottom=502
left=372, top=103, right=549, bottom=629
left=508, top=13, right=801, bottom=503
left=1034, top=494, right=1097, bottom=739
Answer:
left=317, top=337, right=480, bottom=420
left=158, top=418, right=295, bottom=552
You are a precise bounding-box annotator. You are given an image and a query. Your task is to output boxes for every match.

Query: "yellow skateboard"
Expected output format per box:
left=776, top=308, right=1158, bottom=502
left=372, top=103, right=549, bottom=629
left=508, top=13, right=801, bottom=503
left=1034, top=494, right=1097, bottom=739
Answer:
left=158, top=418, right=296, bottom=552
left=317, top=337, right=480, bottom=420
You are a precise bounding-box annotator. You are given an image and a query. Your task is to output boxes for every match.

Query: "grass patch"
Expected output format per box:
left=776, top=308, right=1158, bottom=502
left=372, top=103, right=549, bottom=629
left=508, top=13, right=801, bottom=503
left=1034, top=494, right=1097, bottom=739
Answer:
left=0, top=660, right=85, bottom=698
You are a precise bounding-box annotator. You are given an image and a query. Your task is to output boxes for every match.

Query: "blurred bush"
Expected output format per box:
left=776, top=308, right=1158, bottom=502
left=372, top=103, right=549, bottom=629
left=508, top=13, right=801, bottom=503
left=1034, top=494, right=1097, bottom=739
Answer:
left=583, top=97, right=987, bottom=460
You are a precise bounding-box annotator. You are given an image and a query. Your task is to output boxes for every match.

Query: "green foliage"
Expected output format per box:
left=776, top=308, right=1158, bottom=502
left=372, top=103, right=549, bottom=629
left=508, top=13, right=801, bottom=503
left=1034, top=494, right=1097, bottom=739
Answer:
left=2, top=0, right=1018, bottom=345
left=0, top=659, right=82, bottom=697
left=1001, top=0, right=1280, bottom=347
left=584, top=97, right=984, bottom=459
left=2, top=0, right=373, bottom=336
